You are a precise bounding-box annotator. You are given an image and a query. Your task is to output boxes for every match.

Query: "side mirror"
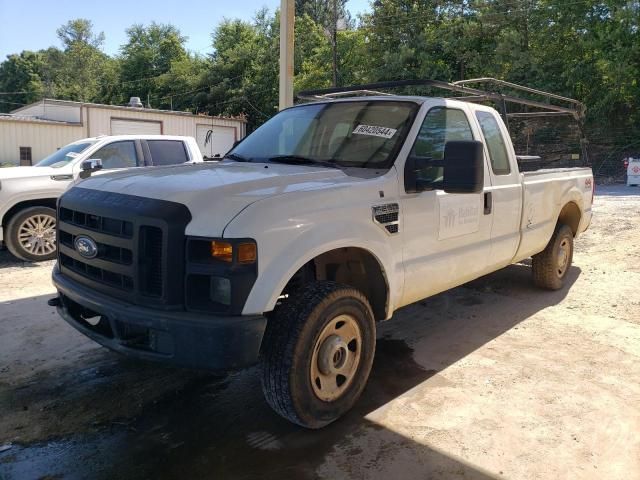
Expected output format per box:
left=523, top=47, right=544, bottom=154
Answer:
left=442, top=141, right=484, bottom=194
left=79, top=159, right=103, bottom=179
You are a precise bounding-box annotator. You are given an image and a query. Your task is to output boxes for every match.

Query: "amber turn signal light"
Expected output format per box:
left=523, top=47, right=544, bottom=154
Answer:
left=211, top=241, right=233, bottom=262
left=237, top=243, right=257, bottom=264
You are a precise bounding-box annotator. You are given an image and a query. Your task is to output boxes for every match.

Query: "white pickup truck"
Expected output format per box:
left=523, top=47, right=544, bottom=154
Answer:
left=0, top=135, right=203, bottom=261
left=50, top=92, right=593, bottom=428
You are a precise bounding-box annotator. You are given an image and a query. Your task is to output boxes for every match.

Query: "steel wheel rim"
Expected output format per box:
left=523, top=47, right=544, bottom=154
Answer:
left=18, top=214, right=57, bottom=257
left=310, top=314, right=362, bottom=402
left=556, top=238, right=570, bottom=277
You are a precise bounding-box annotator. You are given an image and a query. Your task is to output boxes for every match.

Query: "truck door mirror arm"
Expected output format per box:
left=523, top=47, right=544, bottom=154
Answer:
left=404, top=155, right=436, bottom=193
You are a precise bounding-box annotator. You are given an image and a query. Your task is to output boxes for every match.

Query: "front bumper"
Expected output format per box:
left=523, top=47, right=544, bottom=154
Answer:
left=52, top=266, right=267, bottom=370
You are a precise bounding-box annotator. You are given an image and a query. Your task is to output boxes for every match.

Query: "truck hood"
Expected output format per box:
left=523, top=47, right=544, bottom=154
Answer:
left=0, top=166, right=63, bottom=180
left=74, top=162, right=351, bottom=235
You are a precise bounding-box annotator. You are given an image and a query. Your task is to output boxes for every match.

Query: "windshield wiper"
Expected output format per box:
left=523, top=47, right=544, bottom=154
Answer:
left=225, top=153, right=251, bottom=162
left=267, top=155, right=341, bottom=169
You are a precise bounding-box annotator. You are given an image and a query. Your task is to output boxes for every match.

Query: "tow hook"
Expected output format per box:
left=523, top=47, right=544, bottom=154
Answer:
left=47, top=297, right=61, bottom=307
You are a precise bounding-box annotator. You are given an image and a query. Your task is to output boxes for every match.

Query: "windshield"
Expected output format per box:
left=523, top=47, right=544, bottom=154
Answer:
left=230, top=100, right=418, bottom=169
left=35, top=141, right=96, bottom=168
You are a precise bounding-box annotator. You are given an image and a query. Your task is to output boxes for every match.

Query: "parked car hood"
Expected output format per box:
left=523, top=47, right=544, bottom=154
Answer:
left=72, top=162, right=355, bottom=236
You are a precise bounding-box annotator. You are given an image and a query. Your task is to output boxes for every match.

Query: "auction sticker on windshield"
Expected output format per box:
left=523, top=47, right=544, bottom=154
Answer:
left=352, top=124, right=397, bottom=139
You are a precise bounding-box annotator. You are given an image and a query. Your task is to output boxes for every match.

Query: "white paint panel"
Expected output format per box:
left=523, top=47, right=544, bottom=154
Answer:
left=111, top=119, right=161, bottom=135
left=196, top=124, right=236, bottom=159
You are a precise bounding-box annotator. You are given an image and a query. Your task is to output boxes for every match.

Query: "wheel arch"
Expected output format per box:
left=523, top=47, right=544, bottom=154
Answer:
left=557, top=201, right=582, bottom=236
left=245, top=242, right=394, bottom=321
left=284, top=246, right=390, bottom=321
left=2, top=198, right=58, bottom=228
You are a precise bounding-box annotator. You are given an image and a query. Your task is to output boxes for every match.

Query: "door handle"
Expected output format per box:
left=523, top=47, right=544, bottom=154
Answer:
left=484, top=192, right=492, bottom=215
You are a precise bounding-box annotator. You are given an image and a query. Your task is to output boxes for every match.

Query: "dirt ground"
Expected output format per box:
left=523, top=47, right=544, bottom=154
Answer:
left=0, top=185, right=639, bottom=480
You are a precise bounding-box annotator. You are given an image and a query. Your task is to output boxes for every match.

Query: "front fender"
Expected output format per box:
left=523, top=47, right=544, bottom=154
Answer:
left=246, top=221, right=398, bottom=317
left=222, top=189, right=402, bottom=318
left=0, top=184, right=68, bottom=224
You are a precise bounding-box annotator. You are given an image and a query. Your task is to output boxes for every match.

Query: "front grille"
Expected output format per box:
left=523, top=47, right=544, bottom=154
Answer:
left=60, top=252, right=134, bottom=290
left=59, top=207, right=133, bottom=237
left=58, top=207, right=144, bottom=297
left=59, top=230, right=133, bottom=265
left=139, top=226, right=163, bottom=297
left=56, top=187, right=191, bottom=308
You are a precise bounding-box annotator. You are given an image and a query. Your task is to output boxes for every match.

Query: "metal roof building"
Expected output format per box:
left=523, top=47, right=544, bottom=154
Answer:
left=0, top=98, right=246, bottom=166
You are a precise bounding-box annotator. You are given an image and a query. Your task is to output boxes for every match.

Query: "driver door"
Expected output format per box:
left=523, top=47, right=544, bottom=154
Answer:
left=400, top=103, right=493, bottom=306
left=73, top=140, right=144, bottom=179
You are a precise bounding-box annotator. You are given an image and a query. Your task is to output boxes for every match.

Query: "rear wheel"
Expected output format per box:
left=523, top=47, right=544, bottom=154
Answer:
left=260, top=281, right=376, bottom=429
left=5, top=206, right=57, bottom=262
left=532, top=223, right=573, bottom=290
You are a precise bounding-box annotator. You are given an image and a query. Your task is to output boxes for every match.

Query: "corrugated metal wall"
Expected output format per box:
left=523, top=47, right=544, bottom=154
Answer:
left=87, top=107, right=193, bottom=136
left=0, top=102, right=246, bottom=165
left=87, top=107, right=244, bottom=140
left=0, top=119, right=84, bottom=165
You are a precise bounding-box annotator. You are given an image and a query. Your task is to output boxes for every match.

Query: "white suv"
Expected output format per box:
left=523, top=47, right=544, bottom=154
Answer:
left=0, top=135, right=203, bottom=261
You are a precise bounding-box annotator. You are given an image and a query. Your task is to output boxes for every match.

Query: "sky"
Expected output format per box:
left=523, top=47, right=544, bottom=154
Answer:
left=0, top=0, right=371, bottom=60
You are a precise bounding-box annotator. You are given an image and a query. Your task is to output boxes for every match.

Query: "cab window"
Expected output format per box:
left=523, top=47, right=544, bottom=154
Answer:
left=476, top=111, right=511, bottom=175
left=91, top=141, right=139, bottom=169
left=147, top=140, right=189, bottom=165
left=410, top=107, right=474, bottom=186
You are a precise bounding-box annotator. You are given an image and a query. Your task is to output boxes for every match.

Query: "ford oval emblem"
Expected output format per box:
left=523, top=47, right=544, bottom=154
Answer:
left=74, top=235, right=98, bottom=259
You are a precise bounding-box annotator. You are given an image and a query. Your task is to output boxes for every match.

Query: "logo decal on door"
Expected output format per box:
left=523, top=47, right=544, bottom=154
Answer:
left=438, top=195, right=481, bottom=240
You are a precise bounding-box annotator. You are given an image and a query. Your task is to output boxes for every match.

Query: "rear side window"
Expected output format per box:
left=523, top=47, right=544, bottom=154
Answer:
left=147, top=140, right=189, bottom=166
left=476, top=111, right=511, bottom=175
left=410, top=107, right=474, bottom=186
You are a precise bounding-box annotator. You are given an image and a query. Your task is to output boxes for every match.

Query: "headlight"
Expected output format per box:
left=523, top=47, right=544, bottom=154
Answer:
left=185, top=237, right=258, bottom=314
left=210, top=276, right=231, bottom=305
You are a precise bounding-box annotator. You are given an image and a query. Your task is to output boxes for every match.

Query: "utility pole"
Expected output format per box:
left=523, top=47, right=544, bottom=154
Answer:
left=332, top=0, right=338, bottom=87
left=279, top=0, right=295, bottom=110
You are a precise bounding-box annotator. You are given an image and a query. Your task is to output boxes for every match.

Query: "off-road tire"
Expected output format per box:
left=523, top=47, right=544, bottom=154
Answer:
left=532, top=223, right=574, bottom=290
left=260, top=281, right=376, bottom=429
left=5, top=206, right=57, bottom=262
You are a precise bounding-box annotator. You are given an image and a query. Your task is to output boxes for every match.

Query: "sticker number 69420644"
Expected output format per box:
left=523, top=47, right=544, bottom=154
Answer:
left=352, top=124, right=397, bottom=139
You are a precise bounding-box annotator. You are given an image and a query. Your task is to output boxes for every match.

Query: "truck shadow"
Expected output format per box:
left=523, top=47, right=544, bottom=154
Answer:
left=0, top=263, right=580, bottom=480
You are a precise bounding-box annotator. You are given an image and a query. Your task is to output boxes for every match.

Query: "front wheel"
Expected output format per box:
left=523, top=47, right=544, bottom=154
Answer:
left=5, top=206, right=57, bottom=262
left=260, top=281, right=376, bottom=429
left=532, top=223, right=574, bottom=290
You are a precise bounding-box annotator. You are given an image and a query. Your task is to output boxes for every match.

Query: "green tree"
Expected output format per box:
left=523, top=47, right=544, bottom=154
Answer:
left=0, top=51, right=46, bottom=112
left=119, top=23, right=189, bottom=107
left=54, top=19, right=114, bottom=102
left=199, top=12, right=278, bottom=129
left=295, top=0, right=352, bottom=31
